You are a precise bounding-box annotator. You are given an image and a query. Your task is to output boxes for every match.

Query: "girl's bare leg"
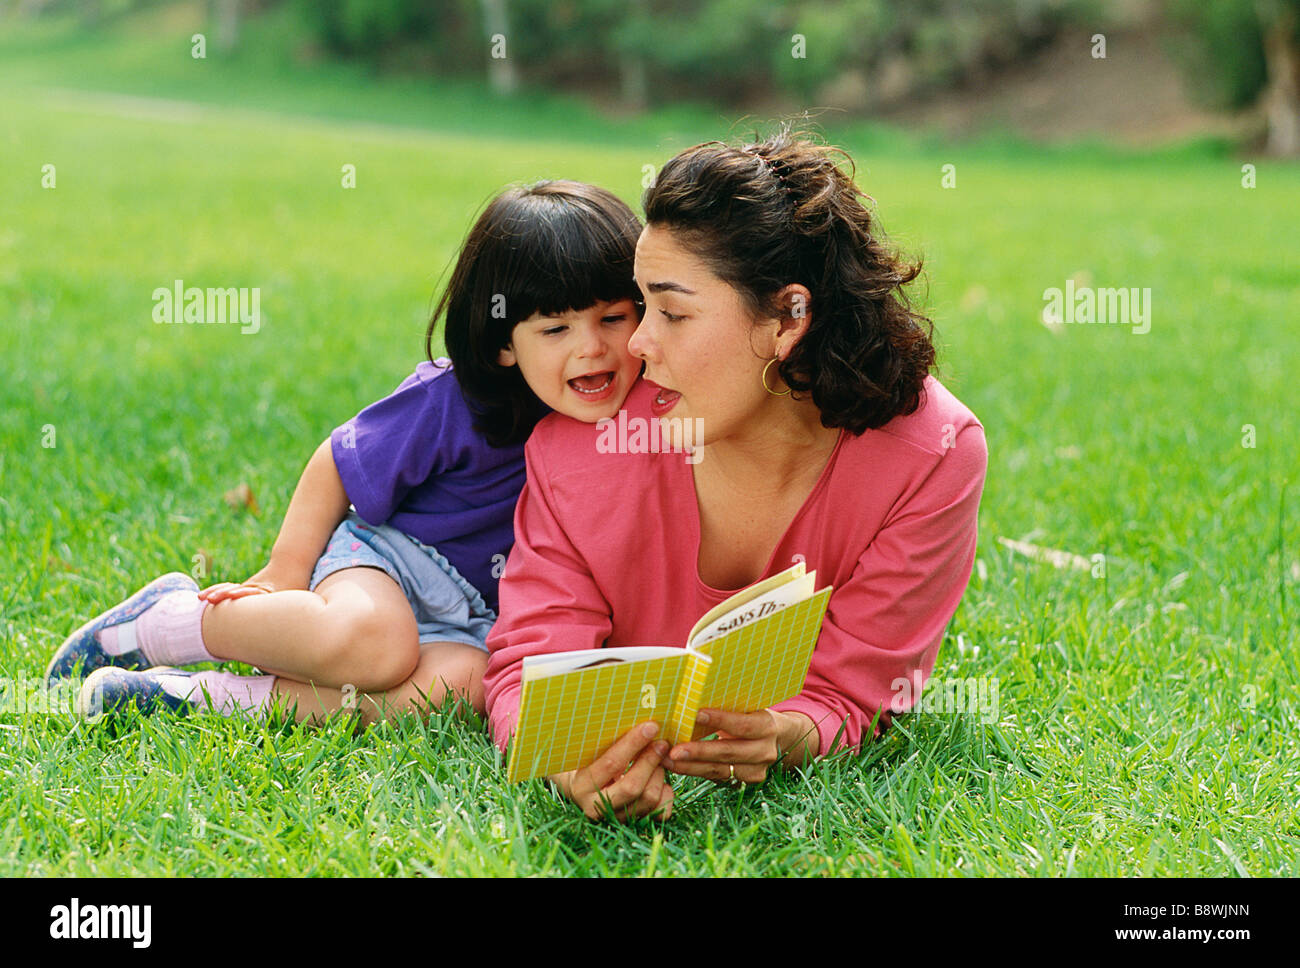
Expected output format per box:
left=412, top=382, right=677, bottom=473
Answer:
left=200, top=567, right=419, bottom=693
left=272, top=641, right=488, bottom=725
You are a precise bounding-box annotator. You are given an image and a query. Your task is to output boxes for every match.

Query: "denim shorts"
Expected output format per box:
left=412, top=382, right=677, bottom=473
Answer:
left=309, top=512, right=496, bottom=653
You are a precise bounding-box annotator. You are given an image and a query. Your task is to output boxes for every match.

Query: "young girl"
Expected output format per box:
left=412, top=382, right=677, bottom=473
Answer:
left=47, top=180, right=645, bottom=725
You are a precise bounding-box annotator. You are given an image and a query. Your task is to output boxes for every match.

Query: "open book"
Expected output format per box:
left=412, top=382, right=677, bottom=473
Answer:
left=506, top=562, right=832, bottom=782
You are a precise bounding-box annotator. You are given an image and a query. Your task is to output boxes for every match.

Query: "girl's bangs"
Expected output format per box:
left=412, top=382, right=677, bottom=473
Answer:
left=496, top=200, right=640, bottom=319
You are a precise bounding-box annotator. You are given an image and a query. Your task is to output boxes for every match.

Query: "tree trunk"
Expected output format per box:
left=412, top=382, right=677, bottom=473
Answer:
left=619, top=0, right=649, bottom=110
left=1260, top=2, right=1300, bottom=155
left=620, top=58, right=648, bottom=111
left=211, top=0, right=243, bottom=52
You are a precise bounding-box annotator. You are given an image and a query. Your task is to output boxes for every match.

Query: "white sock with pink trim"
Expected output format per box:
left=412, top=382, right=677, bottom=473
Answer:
left=157, top=671, right=276, bottom=716
left=96, top=590, right=217, bottom=666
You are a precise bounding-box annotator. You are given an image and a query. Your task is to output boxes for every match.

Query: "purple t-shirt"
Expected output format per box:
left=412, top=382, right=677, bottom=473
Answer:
left=330, top=360, right=527, bottom=614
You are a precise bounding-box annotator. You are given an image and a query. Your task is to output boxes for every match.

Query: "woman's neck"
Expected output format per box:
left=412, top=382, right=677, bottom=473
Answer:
left=697, top=396, right=841, bottom=496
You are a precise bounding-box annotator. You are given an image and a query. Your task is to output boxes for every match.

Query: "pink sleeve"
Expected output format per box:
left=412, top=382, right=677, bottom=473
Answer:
left=771, top=422, right=988, bottom=756
left=482, top=438, right=613, bottom=752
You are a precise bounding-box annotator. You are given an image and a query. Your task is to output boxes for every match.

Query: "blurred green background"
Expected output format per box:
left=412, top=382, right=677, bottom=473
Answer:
left=6, top=0, right=1299, bottom=150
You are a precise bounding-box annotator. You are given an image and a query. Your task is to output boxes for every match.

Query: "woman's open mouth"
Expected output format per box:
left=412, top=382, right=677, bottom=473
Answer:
left=567, top=371, right=616, bottom=402
left=649, top=382, right=681, bottom=417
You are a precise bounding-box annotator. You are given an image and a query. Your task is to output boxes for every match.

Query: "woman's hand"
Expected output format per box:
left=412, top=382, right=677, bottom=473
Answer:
left=197, top=560, right=312, bottom=605
left=664, top=708, right=820, bottom=784
left=548, top=721, right=674, bottom=822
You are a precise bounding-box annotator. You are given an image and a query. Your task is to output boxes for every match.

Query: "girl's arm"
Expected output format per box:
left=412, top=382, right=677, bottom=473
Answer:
left=265, top=437, right=353, bottom=586
left=200, top=438, right=351, bottom=600
left=205, top=364, right=453, bottom=603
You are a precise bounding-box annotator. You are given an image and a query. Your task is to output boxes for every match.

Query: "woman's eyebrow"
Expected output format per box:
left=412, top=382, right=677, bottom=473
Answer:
left=645, top=281, right=696, bottom=295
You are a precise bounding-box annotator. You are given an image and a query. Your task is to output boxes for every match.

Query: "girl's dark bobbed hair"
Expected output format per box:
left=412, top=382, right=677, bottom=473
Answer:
left=642, top=124, right=936, bottom=433
left=426, top=180, right=643, bottom=447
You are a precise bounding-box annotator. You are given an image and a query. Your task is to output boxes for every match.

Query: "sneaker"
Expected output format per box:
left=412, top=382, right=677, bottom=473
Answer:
left=77, top=666, right=198, bottom=722
left=46, top=572, right=199, bottom=686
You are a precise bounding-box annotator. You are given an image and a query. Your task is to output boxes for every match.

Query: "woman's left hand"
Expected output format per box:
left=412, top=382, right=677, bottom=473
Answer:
left=663, top=708, right=813, bottom=785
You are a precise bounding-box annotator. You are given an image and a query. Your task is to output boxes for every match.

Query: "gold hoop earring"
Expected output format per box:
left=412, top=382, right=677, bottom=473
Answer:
left=762, top=358, right=790, bottom=396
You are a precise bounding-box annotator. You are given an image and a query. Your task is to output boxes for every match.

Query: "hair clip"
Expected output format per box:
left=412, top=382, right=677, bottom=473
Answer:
left=747, top=147, right=798, bottom=205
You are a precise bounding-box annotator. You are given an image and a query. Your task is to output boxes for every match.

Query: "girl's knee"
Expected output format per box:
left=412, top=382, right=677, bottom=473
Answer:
left=323, top=602, right=420, bottom=691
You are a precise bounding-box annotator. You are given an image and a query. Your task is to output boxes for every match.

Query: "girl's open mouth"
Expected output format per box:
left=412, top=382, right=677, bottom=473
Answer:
left=568, top=372, right=616, bottom=400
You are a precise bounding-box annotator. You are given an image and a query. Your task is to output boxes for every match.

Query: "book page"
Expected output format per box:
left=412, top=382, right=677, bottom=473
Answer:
left=522, top=646, right=685, bottom=681
left=690, top=587, right=832, bottom=737
left=508, top=565, right=835, bottom=782
left=687, top=561, right=807, bottom=646
left=689, top=567, right=816, bottom=651
left=508, top=653, right=689, bottom=782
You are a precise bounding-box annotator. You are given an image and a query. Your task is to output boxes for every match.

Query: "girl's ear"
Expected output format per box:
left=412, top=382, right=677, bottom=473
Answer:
left=497, top=344, right=517, bottom=367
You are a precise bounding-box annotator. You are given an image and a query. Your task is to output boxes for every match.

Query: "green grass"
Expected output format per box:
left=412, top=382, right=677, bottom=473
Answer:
left=2, top=8, right=1298, bottom=876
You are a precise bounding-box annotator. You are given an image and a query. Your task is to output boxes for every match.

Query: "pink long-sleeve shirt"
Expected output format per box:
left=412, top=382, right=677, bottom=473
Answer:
left=483, top=375, right=988, bottom=757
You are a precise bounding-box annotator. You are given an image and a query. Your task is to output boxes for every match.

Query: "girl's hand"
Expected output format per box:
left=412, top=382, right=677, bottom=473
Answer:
left=197, top=582, right=272, bottom=604
left=548, top=721, right=674, bottom=822
left=664, top=708, right=818, bottom=785
left=197, top=561, right=312, bottom=604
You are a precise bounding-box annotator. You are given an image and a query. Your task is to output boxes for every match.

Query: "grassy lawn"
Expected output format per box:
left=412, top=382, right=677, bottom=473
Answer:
left=1, top=9, right=1297, bottom=876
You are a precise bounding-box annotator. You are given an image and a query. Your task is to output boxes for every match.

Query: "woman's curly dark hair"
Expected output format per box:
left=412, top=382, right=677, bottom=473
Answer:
left=642, top=124, right=936, bottom=433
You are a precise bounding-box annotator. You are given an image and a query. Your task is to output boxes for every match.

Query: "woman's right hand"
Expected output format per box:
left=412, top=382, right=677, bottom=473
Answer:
left=548, top=721, right=674, bottom=822
left=197, top=560, right=312, bottom=605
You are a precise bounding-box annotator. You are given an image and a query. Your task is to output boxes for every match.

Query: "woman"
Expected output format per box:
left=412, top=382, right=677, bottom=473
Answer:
left=483, top=126, right=988, bottom=822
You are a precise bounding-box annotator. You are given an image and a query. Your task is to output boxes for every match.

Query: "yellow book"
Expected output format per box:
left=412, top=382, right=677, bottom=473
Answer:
left=506, top=562, right=832, bottom=783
